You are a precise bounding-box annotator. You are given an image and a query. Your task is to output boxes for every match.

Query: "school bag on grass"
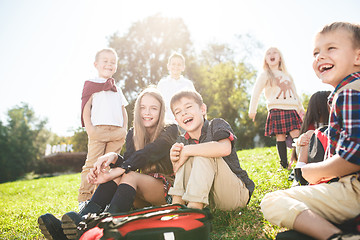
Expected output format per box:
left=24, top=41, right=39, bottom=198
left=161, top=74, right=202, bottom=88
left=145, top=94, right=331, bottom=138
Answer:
left=79, top=204, right=213, bottom=240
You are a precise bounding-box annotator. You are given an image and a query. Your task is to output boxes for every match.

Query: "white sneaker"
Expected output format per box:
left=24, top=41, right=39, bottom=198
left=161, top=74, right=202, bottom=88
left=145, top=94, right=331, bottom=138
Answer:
left=78, top=200, right=89, bottom=211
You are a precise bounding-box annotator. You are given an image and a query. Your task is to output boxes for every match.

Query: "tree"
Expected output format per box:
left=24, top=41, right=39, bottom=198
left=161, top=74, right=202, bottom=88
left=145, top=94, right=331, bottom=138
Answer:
left=108, top=14, right=194, bottom=102
left=71, top=127, right=88, bottom=152
left=0, top=103, right=48, bottom=182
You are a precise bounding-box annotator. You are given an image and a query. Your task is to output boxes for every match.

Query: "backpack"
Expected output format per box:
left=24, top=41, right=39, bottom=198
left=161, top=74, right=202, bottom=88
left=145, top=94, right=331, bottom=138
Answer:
left=79, top=204, right=212, bottom=240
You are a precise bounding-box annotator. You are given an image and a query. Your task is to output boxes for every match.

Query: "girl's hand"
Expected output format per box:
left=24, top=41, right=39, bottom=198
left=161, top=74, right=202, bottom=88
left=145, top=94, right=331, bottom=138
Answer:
left=93, top=152, right=118, bottom=175
left=248, top=113, right=256, bottom=122
left=297, top=130, right=314, bottom=146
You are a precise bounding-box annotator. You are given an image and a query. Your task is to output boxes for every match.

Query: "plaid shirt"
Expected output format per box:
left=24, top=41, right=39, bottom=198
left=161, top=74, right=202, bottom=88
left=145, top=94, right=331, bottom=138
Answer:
left=327, top=72, right=360, bottom=166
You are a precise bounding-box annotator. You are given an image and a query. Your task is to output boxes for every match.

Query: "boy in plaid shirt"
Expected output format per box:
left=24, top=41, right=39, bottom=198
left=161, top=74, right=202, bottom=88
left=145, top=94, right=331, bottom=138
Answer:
left=260, top=22, right=360, bottom=240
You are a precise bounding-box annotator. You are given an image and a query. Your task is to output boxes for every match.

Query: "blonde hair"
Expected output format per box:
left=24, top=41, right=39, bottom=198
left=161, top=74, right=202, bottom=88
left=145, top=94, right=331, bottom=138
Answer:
left=318, top=22, right=360, bottom=49
left=133, top=88, right=166, bottom=150
left=95, top=48, right=118, bottom=62
left=168, top=52, right=185, bottom=65
left=263, top=47, right=292, bottom=86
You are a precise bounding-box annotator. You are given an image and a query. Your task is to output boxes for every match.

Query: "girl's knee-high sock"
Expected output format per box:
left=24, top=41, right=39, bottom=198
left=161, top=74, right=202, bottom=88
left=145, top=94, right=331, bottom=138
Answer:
left=107, top=183, right=136, bottom=214
left=90, top=180, right=118, bottom=209
left=276, top=141, right=288, bottom=168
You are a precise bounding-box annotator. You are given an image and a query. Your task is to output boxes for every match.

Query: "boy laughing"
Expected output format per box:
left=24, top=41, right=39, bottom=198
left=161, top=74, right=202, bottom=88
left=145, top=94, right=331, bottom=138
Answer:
left=168, top=90, right=254, bottom=210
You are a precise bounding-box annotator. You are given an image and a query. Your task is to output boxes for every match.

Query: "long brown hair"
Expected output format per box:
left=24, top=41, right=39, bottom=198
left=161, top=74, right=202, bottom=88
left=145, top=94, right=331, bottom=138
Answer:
left=133, top=88, right=166, bottom=151
left=263, top=47, right=292, bottom=86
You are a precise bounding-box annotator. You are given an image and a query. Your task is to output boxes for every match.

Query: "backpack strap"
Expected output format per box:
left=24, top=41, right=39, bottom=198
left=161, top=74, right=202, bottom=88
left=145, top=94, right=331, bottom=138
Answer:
left=332, top=80, right=360, bottom=109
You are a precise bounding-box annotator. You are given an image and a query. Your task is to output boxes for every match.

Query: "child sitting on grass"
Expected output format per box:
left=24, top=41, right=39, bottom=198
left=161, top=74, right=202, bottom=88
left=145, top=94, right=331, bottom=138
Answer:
left=168, top=90, right=254, bottom=210
left=261, top=22, right=360, bottom=240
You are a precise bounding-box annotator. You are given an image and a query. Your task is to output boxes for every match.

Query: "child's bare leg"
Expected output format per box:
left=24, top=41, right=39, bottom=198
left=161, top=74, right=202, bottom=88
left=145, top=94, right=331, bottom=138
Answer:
left=172, top=195, right=185, bottom=205
left=293, top=209, right=341, bottom=240
left=187, top=202, right=204, bottom=209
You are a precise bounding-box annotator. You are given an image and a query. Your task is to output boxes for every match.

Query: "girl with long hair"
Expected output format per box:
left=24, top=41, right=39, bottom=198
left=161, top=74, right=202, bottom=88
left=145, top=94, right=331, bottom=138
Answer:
left=249, top=47, right=305, bottom=168
left=38, top=87, right=178, bottom=240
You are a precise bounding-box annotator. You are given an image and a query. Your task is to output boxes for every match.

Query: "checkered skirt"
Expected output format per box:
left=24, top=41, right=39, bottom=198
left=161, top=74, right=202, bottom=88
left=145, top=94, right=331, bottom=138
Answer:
left=265, top=109, right=302, bottom=136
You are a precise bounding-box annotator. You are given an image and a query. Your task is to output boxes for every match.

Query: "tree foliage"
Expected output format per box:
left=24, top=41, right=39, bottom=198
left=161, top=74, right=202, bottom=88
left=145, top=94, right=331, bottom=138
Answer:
left=71, top=127, right=88, bottom=152
left=109, top=14, right=194, bottom=102
left=0, top=103, right=48, bottom=182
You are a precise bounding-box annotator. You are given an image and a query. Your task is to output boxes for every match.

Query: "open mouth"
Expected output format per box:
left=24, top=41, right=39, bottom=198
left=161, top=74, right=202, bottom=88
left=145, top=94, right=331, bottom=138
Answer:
left=183, top=117, right=193, bottom=125
left=270, top=57, right=275, bottom=62
left=143, top=117, right=153, bottom=121
left=319, top=64, right=334, bottom=73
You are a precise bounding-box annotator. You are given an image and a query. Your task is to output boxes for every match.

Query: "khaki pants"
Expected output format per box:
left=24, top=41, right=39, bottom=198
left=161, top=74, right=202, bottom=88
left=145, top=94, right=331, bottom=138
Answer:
left=168, top=156, right=249, bottom=210
left=78, top=125, right=126, bottom=202
left=260, top=175, right=360, bottom=229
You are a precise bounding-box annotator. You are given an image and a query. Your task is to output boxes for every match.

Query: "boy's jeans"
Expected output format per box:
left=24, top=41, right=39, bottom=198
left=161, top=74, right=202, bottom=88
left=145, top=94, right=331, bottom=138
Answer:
left=169, top=156, right=249, bottom=210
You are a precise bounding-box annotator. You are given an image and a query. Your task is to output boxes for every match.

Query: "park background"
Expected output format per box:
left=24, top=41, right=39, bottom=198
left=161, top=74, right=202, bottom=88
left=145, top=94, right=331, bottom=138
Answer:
left=0, top=1, right=359, bottom=181
left=0, top=1, right=360, bottom=239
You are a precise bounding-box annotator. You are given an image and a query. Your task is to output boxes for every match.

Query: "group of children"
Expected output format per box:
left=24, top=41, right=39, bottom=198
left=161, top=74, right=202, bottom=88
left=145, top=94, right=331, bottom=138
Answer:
left=38, top=21, right=360, bottom=240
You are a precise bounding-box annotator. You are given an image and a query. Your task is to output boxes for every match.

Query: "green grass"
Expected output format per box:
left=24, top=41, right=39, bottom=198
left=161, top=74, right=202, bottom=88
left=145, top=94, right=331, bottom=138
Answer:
left=0, top=146, right=292, bottom=239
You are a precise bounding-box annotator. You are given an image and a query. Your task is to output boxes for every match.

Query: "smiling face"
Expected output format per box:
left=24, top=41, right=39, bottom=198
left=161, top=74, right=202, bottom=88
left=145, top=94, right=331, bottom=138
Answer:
left=167, top=56, right=185, bottom=79
left=265, top=48, right=281, bottom=70
left=312, top=29, right=360, bottom=87
left=172, top=97, right=206, bottom=139
left=94, top=51, right=117, bottom=79
left=139, top=94, right=161, bottom=133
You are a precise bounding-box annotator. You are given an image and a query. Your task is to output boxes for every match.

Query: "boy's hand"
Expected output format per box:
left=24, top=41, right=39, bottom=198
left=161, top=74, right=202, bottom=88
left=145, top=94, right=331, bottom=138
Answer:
left=170, top=143, right=189, bottom=173
left=170, top=142, right=184, bottom=163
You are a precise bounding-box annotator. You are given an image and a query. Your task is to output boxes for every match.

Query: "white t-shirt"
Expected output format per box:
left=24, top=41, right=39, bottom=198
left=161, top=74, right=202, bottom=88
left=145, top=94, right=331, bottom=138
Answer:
left=90, top=78, right=128, bottom=127
left=157, top=75, right=195, bottom=123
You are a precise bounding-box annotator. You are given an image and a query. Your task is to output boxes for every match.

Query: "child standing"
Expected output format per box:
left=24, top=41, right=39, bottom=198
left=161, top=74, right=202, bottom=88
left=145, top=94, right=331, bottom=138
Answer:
left=79, top=48, right=128, bottom=205
left=157, top=52, right=195, bottom=123
left=260, top=22, right=360, bottom=240
left=249, top=47, right=305, bottom=168
left=38, top=88, right=178, bottom=240
left=168, top=90, right=254, bottom=210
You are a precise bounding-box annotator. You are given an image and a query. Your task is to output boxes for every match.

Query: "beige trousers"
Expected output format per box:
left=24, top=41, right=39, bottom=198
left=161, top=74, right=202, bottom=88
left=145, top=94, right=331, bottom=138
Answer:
left=260, top=175, right=360, bottom=229
left=168, top=156, right=249, bottom=210
left=78, top=125, right=126, bottom=202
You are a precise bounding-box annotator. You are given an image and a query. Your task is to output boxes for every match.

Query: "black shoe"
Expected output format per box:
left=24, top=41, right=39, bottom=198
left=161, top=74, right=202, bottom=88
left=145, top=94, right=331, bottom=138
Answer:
left=61, top=212, right=82, bottom=240
left=61, top=201, right=103, bottom=240
left=38, top=213, right=68, bottom=240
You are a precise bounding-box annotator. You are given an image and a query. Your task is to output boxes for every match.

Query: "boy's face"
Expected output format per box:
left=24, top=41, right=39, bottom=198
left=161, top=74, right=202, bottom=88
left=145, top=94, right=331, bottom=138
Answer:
left=172, top=97, right=206, bottom=138
left=312, top=29, right=360, bottom=87
left=94, top=51, right=117, bottom=79
left=167, top=57, right=185, bottom=78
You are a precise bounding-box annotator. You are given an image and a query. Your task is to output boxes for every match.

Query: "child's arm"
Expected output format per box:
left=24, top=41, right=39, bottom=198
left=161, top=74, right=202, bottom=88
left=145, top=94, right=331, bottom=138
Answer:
left=83, top=96, right=95, bottom=135
left=171, top=139, right=231, bottom=173
left=302, top=155, right=360, bottom=184
left=122, top=105, right=128, bottom=130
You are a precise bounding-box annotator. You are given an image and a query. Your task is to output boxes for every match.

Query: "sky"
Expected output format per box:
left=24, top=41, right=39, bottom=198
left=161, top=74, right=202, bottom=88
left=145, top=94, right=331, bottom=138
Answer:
left=0, top=0, right=359, bottom=136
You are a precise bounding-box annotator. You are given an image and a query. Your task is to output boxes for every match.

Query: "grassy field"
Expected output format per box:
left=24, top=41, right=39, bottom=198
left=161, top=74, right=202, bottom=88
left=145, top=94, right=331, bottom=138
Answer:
left=0, top=146, right=292, bottom=239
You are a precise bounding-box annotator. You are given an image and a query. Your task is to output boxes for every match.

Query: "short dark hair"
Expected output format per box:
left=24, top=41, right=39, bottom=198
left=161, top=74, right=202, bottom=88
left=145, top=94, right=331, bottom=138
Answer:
left=319, top=22, right=360, bottom=49
left=170, top=90, right=203, bottom=113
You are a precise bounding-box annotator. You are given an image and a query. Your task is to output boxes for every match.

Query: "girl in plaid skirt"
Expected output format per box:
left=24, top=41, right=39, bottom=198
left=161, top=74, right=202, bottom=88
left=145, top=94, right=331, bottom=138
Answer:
left=249, top=47, right=305, bottom=168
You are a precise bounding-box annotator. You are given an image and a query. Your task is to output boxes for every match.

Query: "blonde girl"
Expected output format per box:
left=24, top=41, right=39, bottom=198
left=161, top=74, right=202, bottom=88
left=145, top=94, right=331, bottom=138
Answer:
left=249, top=47, right=305, bottom=168
left=39, top=88, right=178, bottom=240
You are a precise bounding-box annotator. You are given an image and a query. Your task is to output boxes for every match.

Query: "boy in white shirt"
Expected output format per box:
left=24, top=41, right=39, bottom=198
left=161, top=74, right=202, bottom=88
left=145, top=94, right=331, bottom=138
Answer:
left=79, top=48, right=128, bottom=206
left=157, top=52, right=195, bottom=123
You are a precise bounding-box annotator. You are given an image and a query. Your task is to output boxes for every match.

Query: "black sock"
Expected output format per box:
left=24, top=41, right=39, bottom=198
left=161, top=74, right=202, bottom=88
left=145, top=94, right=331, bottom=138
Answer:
left=276, top=141, right=288, bottom=168
left=107, top=183, right=136, bottom=214
left=90, top=180, right=118, bottom=208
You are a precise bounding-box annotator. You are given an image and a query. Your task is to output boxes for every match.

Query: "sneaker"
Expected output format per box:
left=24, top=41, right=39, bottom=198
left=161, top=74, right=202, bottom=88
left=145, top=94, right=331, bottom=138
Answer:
left=78, top=200, right=89, bottom=212
left=328, top=233, right=360, bottom=240
left=38, top=213, right=68, bottom=240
